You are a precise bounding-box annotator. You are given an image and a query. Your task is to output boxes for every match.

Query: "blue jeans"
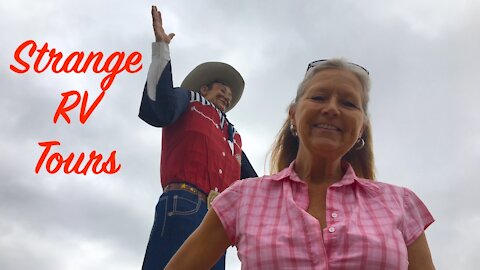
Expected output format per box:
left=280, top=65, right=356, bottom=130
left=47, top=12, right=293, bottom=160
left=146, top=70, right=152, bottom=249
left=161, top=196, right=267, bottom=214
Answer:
left=142, top=189, right=226, bottom=270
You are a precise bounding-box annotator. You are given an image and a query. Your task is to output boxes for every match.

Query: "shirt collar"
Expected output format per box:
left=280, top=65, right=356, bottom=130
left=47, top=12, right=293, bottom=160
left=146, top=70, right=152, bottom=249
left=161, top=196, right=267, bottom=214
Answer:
left=269, top=160, right=380, bottom=196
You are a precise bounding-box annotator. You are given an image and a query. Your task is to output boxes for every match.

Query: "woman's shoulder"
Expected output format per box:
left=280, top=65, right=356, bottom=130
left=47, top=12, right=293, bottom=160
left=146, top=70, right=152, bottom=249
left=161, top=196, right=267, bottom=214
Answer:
left=236, top=173, right=281, bottom=186
left=357, top=177, right=424, bottom=205
left=357, top=176, right=406, bottom=191
left=229, top=171, right=288, bottom=193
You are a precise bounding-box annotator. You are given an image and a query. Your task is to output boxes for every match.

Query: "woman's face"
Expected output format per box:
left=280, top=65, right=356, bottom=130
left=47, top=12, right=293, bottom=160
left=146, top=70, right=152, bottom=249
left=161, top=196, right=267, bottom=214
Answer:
left=291, top=69, right=365, bottom=158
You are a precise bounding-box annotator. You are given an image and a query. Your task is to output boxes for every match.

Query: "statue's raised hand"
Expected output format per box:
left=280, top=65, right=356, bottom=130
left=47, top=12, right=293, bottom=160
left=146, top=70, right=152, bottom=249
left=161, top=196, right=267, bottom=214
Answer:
left=151, top=5, right=175, bottom=43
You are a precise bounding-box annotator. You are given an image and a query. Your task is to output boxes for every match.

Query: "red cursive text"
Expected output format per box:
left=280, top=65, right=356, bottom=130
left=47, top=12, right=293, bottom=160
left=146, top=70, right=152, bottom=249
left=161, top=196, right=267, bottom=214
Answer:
left=53, top=90, right=105, bottom=124
left=36, top=140, right=121, bottom=175
left=10, top=39, right=142, bottom=91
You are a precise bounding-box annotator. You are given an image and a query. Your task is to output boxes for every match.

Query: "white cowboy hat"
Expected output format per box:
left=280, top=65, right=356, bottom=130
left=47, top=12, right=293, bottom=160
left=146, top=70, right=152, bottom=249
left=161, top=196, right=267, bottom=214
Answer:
left=181, top=62, right=245, bottom=112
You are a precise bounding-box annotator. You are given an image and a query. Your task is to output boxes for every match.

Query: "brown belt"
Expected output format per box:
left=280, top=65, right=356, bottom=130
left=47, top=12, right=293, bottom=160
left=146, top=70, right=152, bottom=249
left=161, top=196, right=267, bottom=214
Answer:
left=163, top=183, right=207, bottom=202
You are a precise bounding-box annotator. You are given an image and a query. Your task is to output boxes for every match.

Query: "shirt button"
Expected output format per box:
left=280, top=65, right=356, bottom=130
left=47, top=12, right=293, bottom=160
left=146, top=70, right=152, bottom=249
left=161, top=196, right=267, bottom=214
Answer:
left=331, top=212, right=338, bottom=218
left=223, top=137, right=226, bottom=141
left=219, top=169, right=223, bottom=174
left=222, top=152, right=226, bottom=157
left=328, top=227, right=335, bottom=233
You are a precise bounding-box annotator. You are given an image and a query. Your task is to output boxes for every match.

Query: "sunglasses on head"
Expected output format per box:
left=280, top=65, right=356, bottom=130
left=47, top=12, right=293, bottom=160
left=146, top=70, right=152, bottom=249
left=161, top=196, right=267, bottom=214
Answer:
left=306, top=59, right=370, bottom=75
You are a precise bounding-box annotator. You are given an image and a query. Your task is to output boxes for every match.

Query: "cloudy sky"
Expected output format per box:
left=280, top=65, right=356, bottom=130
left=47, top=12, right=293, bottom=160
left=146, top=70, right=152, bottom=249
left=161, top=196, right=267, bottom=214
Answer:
left=1, top=0, right=479, bottom=269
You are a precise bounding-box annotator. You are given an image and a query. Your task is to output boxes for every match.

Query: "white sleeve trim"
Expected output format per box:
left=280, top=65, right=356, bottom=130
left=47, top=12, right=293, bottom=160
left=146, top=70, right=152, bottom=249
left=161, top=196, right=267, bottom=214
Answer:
left=146, top=42, right=171, bottom=101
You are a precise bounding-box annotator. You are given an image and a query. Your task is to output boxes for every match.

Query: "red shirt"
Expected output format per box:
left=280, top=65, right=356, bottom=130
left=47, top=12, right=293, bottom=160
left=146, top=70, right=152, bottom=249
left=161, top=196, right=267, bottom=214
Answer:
left=212, top=161, right=434, bottom=269
left=161, top=91, right=242, bottom=194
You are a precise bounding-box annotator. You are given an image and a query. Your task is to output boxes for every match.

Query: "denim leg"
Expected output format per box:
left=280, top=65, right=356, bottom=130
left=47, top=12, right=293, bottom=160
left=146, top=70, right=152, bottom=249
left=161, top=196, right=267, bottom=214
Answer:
left=142, top=189, right=226, bottom=270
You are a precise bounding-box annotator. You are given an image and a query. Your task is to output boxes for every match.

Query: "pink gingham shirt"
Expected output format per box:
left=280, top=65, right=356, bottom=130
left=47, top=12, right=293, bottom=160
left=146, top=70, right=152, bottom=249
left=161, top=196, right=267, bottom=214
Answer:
left=211, top=161, right=434, bottom=270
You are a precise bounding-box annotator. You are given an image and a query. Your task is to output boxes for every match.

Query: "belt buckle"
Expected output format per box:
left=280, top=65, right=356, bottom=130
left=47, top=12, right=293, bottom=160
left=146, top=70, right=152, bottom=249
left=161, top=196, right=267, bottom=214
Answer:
left=207, top=187, right=220, bottom=209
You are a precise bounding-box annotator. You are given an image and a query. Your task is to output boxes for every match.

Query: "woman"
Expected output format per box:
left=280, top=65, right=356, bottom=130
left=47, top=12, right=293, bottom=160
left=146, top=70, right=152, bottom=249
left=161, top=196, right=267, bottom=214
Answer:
left=166, top=59, right=435, bottom=269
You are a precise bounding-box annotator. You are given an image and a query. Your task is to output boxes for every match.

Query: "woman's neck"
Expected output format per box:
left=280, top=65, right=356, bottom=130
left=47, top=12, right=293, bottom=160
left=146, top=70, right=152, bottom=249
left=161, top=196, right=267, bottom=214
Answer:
left=294, top=150, right=343, bottom=185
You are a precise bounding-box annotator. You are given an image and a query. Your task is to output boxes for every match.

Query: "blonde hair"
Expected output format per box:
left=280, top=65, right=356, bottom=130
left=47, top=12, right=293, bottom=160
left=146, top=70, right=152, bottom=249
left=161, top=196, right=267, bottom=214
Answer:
left=270, top=59, right=376, bottom=180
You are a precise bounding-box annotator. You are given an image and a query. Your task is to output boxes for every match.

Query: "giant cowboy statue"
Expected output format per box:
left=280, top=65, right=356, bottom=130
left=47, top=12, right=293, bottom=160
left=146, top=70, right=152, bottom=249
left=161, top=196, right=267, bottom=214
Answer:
left=138, top=6, right=257, bottom=270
